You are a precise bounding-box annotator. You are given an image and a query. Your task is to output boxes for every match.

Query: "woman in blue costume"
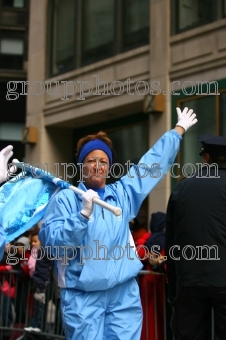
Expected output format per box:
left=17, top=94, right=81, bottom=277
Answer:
left=0, top=145, right=14, bottom=260
left=39, top=107, right=197, bottom=340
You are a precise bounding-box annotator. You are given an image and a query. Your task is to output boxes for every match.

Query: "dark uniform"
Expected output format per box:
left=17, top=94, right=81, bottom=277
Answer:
left=166, top=134, right=226, bottom=340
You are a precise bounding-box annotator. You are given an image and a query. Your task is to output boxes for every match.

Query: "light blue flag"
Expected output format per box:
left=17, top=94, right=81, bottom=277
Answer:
left=0, top=162, right=120, bottom=245
left=0, top=164, right=70, bottom=244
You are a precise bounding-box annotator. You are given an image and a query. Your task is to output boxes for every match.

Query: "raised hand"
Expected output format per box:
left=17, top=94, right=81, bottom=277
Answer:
left=0, top=145, right=13, bottom=184
left=176, top=107, right=198, bottom=132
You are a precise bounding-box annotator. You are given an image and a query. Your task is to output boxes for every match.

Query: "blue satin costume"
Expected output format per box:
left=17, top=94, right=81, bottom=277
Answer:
left=39, top=130, right=182, bottom=340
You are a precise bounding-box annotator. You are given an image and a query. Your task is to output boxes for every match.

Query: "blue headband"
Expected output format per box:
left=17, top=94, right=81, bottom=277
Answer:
left=78, top=139, right=113, bottom=165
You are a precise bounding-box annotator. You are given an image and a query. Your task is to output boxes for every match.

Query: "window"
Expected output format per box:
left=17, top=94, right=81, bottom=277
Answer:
left=51, top=0, right=76, bottom=75
left=2, top=0, right=24, bottom=8
left=106, top=123, right=148, bottom=184
left=0, top=122, right=24, bottom=141
left=171, top=0, right=220, bottom=34
left=82, top=0, right=114, bottom=65
left=171, top=80, right=226, bottom=180
left=0, top=37, right=24, bottom=69
left=179, top=96, right=216, bottom=167
left=108, top=123, right=148, bottom=165
left=1, top=38, right=23, bottom=54
left=48, top=0, right=150, bottom=76
left=224, top=0, right=226, bottom=16
left=0, top=82, right=26, bottom=122
left=122, top=0, right=149, bottom=50
left=220, top=92, right=226, bottom=135
left=178, top=0, right=215, bottom=31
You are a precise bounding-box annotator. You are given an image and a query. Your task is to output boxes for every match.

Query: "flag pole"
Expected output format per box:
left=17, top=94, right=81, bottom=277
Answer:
left=13, top=162, right=122, bottom=216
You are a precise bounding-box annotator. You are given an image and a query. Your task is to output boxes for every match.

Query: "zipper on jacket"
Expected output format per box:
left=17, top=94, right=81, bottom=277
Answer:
left=102, top=208, right=105, bottom=219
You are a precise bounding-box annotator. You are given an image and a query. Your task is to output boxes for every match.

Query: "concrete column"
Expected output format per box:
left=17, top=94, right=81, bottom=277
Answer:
left=26, top=0, right=73, bottom=175
left=26, top=0, right=48, bottom=164
left=148, top=0, right=171, bottom=216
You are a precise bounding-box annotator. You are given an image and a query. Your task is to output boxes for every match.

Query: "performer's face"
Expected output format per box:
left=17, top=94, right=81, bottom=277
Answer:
left=82, top=150, right=110, bottom=188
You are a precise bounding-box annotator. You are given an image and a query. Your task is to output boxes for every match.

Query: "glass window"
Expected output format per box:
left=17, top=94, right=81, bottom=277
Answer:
left=172, top=83, right=226, bottom=183
left=2, top=0, right=24, bottom=7
left=108, top=124, right=148, bottom=164
left=1, top=38, right=23, bottom=55
left=122, top=0, right=149, bottom=50
left=0, top=82, right=26, bottom=122
left=176, top=0, right=215, bottom=33
left=82, top=0, right=114, bottom=65
left=0, top=123, right=24, bottom=141
left=107, top=123, right=148, bottom=183
left=224, top=0, right=226, bottom=16
left=220, top=91, right=226, bottom=135
left=179, top=96, right=216, bottom=167
left=107, top=121, right=148, bottom=209
left=48, top=0, right=150, bottom=76
left=51, top=0, right=76, bottom=75
left=1, top=11, right=27, bottom=26
left=14, top=0, right=24, bottom=7
left=0, top=37, right=24, bottom=69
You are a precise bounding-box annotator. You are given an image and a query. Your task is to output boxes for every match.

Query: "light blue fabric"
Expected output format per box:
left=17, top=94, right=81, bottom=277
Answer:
left=39, top=130, right=182, bottom=339
left=60, top=278, right=142, bottom=340
left=0, top=172, right=61, bottom=244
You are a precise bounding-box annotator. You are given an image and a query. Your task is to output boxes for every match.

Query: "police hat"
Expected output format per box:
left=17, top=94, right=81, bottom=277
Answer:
left=198, top=134, right=226, bottom=156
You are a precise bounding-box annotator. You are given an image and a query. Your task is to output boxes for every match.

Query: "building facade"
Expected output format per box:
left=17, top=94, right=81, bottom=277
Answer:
left=25, top=0, right=226, bottom=217
left=0, top=0, right=29, bottom=162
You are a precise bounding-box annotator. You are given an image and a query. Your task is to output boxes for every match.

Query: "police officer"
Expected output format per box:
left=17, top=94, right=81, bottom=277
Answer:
left=166, top=134, right=226, bottom=340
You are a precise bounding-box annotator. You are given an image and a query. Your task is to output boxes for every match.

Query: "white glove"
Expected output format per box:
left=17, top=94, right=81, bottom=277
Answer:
left=81, top=189, right=100, bottom=218
left=0, top=145, right=13, bottom=184
left=34, top=291, right=45, bottom=304
left=176, top=107, right=198, bottom=132
left=7, top=158, right=20, bottom=180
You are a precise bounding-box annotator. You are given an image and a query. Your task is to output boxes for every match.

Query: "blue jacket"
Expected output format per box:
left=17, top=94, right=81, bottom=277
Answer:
left=0, top=226, right=5, bottom=260
left=39, top=130, right=182, bottom=291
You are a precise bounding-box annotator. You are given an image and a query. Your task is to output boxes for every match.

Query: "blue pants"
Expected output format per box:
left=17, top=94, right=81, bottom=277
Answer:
left=60, top=278, right=143, bottom=340
left=31, top=299, right=44, bottom=329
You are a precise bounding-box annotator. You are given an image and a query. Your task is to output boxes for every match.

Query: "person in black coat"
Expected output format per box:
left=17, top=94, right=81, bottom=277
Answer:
left=24, top=248, right=53, bottom=332
left=24, top=247, right=63, bottom=335
left=166, top=134, right=226, bottom=340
